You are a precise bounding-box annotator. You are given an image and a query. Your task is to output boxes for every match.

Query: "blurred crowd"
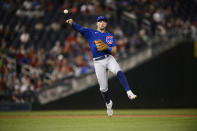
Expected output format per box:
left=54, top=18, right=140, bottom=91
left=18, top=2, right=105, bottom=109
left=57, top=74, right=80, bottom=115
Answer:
left=0, top=0, right=197, bottom=103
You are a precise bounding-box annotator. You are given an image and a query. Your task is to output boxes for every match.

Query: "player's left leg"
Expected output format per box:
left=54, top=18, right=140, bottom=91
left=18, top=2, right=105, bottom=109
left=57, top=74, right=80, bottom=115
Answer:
left=107, top=55, right=137, bottom=100
left=94, top=60, right=113, bottom=116
left=117, top=71, right=137, bottom=100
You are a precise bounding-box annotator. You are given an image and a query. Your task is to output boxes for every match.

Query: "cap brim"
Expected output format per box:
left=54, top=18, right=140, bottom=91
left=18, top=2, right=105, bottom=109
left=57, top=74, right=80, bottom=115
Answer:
left=97, top=19, right=108, bottom=22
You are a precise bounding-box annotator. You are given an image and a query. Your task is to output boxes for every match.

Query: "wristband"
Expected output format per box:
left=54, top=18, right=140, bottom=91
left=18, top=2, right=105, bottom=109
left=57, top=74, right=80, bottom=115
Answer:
left=108, top=46, right=112, bottom=52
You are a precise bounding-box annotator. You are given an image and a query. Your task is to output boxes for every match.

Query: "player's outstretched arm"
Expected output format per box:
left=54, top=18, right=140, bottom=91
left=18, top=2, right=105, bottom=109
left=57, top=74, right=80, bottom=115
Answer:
left=65, top=19, right=83, bottom=31
left=66, top=19, right=90, bottom=38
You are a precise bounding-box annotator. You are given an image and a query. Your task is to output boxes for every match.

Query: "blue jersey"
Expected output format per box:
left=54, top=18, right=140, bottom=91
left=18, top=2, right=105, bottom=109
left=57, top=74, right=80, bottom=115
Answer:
left=72, top=22, right=116, bottom=58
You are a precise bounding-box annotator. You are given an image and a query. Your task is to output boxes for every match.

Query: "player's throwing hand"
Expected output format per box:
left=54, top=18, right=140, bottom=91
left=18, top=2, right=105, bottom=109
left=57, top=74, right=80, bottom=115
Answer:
left=66, top=19, right=74, bottom=25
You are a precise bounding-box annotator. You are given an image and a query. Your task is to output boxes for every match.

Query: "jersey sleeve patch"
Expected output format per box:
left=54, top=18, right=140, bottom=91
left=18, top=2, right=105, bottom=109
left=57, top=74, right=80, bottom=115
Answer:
left=106, top=36, right=113, bottom=44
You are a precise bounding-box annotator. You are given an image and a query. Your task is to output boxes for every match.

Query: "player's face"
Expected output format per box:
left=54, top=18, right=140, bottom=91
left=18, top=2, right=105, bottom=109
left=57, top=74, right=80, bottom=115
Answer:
left=97, top=20, right=107, bottom=30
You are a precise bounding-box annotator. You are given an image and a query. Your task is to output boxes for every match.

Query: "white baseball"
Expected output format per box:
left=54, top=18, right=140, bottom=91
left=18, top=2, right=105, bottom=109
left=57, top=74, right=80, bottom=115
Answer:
left=64, top=9, right=69, bottom=14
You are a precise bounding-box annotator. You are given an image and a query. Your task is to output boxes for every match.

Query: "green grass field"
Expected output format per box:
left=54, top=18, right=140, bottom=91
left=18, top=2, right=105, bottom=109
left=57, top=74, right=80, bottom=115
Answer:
left=0, top=109, right=197, bottom=131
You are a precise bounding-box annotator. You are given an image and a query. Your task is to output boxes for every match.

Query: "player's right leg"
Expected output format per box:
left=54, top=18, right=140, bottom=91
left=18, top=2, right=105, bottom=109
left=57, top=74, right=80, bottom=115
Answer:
left=107, top=55, right=137, bottom=100
left=94, top=60, right=113, bottom=116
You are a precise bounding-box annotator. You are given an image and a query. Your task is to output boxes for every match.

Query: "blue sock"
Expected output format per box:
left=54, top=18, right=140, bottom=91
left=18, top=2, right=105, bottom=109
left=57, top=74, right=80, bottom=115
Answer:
left=117, top=71, right=131, bottom=92
left=101, top=90, right=110, bottom=104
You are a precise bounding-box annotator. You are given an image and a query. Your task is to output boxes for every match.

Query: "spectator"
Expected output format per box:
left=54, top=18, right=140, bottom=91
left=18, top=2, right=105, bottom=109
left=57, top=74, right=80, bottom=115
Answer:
left=50, top=56, right=73, bottom=80
left=0, top=25, right=4, bottom=40
left=16, top=0, right=44, bottom=18
left=23, top=0, right=32, bottom=10
left=15, top=21, right=25, bottom=33
left=16, top=46, right=25, bottom=60
left=0, top=76, right=7, bottom=91
left=34, top=79, right=43, bottom=91
left=59, top=59, right=73, bottom=76
left=29, top=55, right=37, bottom=67
left=114, top=26, right=124, bottom=38
left=12, top=79, right=24, bottom=103
left=0, top=39, right=8, bottom=54
left=139, top=29, right=149, bottom=43
left=46, top=1, right=54, bottom=11
left=51, top=22, right=60, bottom=31
left=128, top=34, right=139, bottom=53
left=35, top=22, right=44, bottom=30
left=80, top=2, right=94, bottom=15
left=61, top=0, right=70, bottom=12
left=20, top=31, right=30, bottom=44
left=157, top=20, right=167, bottom=36
left=153, top=8, right=164, bottom=24
left=32, top=0, right=41, bottom=9
left=104, top=0, right=116, bottom=10
left=4, top=26, right=14, bottom=44
left=23, top=85, right=35, bottom=102
left=71, top=2, right=79, bottom=14
left=66, top=31, right=77, bottom=43
left=191, top=21, right=197, bottom=40
left=51, top=40, right=62, bottom=55
left=73, top=55, right=86, bottom=76
left=20, top=75, right=34, bottom=93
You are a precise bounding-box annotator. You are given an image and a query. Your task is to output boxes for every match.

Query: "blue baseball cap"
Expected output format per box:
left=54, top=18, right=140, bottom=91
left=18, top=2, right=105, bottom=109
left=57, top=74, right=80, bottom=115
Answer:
left=97, top=16, right=108, bottom=22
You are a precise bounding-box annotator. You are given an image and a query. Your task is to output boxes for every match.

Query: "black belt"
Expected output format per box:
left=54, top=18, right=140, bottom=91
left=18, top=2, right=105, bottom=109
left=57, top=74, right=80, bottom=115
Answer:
left=93, top=55, right=110, bottom=61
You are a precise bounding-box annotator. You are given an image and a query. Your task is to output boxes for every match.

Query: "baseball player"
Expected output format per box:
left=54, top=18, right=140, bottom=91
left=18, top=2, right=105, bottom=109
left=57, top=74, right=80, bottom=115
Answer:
left=66, top=16, right=137, bottom=116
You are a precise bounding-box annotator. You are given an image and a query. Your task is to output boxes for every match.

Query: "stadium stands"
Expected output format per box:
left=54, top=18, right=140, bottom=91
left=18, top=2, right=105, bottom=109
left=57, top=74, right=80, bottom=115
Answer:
left=0, top=0, right=196, bottom=104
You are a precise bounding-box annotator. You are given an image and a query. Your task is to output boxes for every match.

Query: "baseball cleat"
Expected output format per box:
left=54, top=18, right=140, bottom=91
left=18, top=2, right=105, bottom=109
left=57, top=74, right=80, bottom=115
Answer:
left=106, top=100, right=113, bottom=117
left=127, top=90, right=137, bottom=100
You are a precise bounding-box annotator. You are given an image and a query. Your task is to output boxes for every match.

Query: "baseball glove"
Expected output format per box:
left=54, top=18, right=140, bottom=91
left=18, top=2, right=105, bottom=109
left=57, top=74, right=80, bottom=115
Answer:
left=94, top=40, right=108, bottom=51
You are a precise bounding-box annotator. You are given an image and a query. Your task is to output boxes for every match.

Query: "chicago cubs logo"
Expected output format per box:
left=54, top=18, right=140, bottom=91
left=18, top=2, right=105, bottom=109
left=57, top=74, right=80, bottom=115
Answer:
left=106, top=36, right=113, bottom=44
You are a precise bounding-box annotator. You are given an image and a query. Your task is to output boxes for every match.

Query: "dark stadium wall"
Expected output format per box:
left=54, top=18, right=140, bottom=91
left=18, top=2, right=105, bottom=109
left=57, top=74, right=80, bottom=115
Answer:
left=33, top=41, right=197, bottom=110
